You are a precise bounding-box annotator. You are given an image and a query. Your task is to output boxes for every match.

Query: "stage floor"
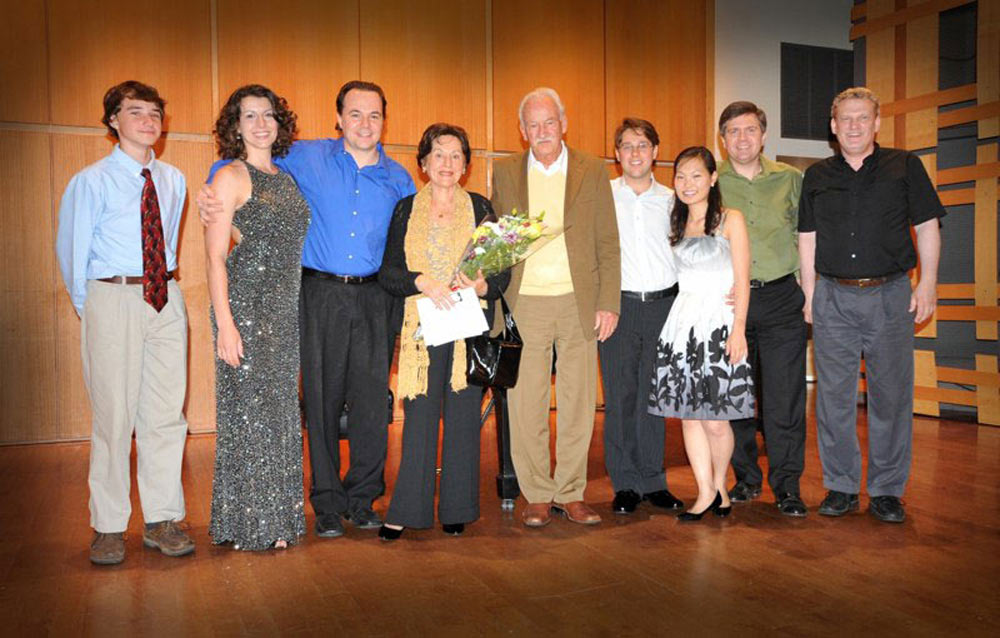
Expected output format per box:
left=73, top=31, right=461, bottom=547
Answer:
left=1, top=391, right=998, bottom=636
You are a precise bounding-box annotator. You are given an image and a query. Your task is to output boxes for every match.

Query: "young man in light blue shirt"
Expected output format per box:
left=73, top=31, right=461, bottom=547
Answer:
left=56, top=81, right=194, bottom=565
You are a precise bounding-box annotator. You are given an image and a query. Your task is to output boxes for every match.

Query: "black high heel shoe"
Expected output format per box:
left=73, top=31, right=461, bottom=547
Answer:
left=677, top=492, right=723, bottom=522
left=442, top=523, right=465, bottom=536
left=713, top=492, right=732, bottom=518
left=378, top=525, right=404, bottom=541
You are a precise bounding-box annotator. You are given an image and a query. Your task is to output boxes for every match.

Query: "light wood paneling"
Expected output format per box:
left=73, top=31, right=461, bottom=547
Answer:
left=361, top=0, right=487, bottom=149
left=605, top=1, right=708, bottom=160
left=217, top=0, right=360, bottom=141
left=0, top=132, right=59, bottom=442
left=880, top=84, right=975, bottom=117
left=913, top=350, right=939, bottom=416
left=850, top=0, right=973, bottom=39
left=976, top=355, right=1000, bottom=425
left=866, top=0, right=897, bottom=146
left=904, top=7, right=937, bottom=150
left=974, top=143, right=998, bottom=339
left=0, top=1, right=48, bottom=123
left=158, top=140, right=217, bottom=432
left=977, top=0, right=999, bottom=139
left=47, top=0, right=213, bottom=134
left=492, top=0, right=605, bottom=155
left=48, top=134, right=112, bottom=441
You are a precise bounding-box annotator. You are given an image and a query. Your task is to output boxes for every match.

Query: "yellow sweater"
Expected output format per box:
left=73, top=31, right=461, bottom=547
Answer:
left=520, top=165, right=573, bottom=295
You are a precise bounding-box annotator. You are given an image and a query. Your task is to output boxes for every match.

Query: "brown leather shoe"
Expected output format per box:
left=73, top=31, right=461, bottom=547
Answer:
left=143, top=521, right=195, bottom=557
left=521, top=502, right=552, bottom=528
left=90, top=532, right=125, bottom=565
left=552, top=501, right=602, bottom=525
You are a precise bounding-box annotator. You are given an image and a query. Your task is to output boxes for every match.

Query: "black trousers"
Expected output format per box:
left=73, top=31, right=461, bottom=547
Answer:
left=300, top=274, right=392, bottom=517
left=598, top=292, right=675, bottom=494
left=386, top=342, right=482, bottom=528
left=730, top=276, right=808, bottom=495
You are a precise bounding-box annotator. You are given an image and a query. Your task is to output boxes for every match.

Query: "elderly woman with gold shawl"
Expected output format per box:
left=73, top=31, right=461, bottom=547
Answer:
left=377, top=123, right=509, bottom=541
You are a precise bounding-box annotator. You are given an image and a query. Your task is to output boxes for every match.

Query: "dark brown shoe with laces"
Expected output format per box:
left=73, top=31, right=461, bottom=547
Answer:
left=143, top=521, right=195, bottom=557
left=90, top=532, right=125, bottom=565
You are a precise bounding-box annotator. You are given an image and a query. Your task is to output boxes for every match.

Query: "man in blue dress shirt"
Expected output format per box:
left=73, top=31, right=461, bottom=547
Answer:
left=56, top=81, right=195, bottom=565
left=201, top=81, right=415, bottom=538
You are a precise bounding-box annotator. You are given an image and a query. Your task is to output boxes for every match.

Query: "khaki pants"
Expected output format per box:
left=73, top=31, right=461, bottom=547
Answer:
left=508, top=294, right=598, bottom=504
left=82, top=279, right=188, bottom=533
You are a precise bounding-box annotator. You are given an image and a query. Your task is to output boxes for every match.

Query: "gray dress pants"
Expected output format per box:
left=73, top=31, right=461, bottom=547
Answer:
left=812, top=275, right=914, bottom=498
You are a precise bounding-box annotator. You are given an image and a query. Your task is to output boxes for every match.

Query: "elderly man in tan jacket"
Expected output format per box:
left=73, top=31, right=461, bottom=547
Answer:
left=491, top=87, right=621, bottom=528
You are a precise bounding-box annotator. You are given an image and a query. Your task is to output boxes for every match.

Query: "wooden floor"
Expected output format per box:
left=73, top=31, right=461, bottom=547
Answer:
left=1, top=390, right=998, bottom=637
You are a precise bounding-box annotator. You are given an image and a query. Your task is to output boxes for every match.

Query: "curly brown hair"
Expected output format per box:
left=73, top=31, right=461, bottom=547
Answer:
left=214, top=84, right=297, bottom=160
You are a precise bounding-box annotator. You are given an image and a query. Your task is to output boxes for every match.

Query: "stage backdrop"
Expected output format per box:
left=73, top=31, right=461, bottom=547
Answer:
left=0, top=0, right=714, bottom=443
left=851, top=0, right=999, bottom=425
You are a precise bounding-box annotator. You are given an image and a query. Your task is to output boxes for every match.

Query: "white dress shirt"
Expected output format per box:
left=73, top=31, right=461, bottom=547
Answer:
left=611, top=175, right=677, bottom=292
left=527, top=142, right=568, bottom=176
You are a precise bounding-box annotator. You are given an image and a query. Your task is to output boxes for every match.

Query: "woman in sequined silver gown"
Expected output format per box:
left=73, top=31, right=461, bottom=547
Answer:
left=205, top=85, right=310, bottom=550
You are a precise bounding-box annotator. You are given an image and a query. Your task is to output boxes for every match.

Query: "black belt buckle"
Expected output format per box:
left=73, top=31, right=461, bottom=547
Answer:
left=750, top=273, right=792, bottom=290
left=303, top=267, right=377, bottom=284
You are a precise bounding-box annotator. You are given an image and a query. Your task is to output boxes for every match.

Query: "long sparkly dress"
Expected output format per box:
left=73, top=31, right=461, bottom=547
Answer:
left=649, top=226, right=755, bottom=420
left=210, top=163, right=310, bottom=550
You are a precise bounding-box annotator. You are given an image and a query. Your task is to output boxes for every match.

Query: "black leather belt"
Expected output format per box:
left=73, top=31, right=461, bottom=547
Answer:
left=749, top=273, right=794, bottom=289
left=622, top=284, right=678, bottom=301
left=302, top=267, right=377, bottom=284
left=98, top=272, right=174, bottom=285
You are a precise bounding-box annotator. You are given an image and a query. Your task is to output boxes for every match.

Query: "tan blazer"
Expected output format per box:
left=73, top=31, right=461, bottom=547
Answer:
left=490, top=147, right=621, bottom=339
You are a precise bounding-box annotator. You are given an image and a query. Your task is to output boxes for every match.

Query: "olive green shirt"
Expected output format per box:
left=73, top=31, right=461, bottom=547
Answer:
left=718, top=155, right=802, bottom=282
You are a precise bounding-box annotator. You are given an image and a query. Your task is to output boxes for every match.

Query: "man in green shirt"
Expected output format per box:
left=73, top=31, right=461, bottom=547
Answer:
left=717, top=101, right=808, bottom=517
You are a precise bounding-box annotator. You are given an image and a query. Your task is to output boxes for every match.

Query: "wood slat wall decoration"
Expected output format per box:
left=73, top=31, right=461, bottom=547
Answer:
left=0, top=0, right=714, bottom=444
left=852, top=0, right=999, bottom=424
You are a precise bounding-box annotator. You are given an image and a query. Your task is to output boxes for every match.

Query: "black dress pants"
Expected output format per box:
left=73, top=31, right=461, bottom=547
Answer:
left=730, top=276, right=808, bottom=495
left=385, top=341, right=482, bottom=528
left=598, top=292, right=675, bottom=494
left=300, top=274, right=392, bottom=517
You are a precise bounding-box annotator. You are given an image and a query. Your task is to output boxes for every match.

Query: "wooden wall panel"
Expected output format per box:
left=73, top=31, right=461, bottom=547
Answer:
left=865, top=0, right=897, bottom=146
left=217, top=0, right=360, bottom=141
left=0, top=1, right=48, bottom=123
left=977, top=0, right=999, bottom=139
left=0, top=132, right=59, bottom=442
left=492, top=0, right=605, bottom=155
left=605, top=0, right=708, bottom=160
left=157, top=140, right=217, bottom=432
left=385, top=151, right=489, bottom=200
left=47, top=0, right=213, bottom=134
left=904, top=8, right=937, bottom=150
left=362, top=0, right=487, bottom=149
left=913, top=350, right=939, bottom=416
left=974, top=143, right=998, bottom=340
left=48, top=134, right=114, bottom=441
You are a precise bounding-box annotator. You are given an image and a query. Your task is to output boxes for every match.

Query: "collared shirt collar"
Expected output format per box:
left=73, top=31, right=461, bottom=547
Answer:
left=835, top=143, right=881, bottom=171
left=611, top=174, right=672, bottom=198
left=334, top=137, right=389, bottom=173
left=110, top=144, right=156, bottom=174
left=527, top=142, right=568, bottom=176
left=719, top=154, right=779, bottom=181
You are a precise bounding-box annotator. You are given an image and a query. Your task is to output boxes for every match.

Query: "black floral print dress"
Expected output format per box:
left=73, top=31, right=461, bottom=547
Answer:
left=649, top=230, right=754, bottom=420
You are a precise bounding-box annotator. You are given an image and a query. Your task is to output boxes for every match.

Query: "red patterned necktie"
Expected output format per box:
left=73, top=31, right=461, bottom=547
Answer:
left=140, top=168, right=169, bottom=312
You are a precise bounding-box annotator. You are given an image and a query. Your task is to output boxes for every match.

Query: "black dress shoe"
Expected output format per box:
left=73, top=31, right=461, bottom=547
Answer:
left=442, top=523, right=465, bottom=536
left=315, top=515, right=345, bottom=538
left=345, top=507, right=383, bottom=529
left=728, top=481, right=761, bottom=503
left=612, top=490, right=641, bottom=514
left=677, top=492, right=722, bottom=522
left=378, top=525, right=403, bottom=541
left=776, top=492, right=808, bottom=517
left=868, top=496, right=905, bottom=523
left=643, top=489, right=684, bottom=510
left=818, top=490, right=859, bottom=517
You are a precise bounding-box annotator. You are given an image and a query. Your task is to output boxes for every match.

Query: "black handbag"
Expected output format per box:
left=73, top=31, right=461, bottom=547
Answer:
left=466, top=293, right=522, bottom=389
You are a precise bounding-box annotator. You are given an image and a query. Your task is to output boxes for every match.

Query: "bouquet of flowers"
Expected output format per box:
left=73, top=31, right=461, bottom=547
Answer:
left=454, top=209, right=556, bottom=280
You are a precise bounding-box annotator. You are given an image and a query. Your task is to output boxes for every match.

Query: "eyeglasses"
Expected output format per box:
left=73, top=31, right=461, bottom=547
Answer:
left=619, top=142, right=652, bottom=153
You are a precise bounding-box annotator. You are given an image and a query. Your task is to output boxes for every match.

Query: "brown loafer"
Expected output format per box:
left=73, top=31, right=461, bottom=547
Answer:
left=552, top=501, right=602, bottom=525
left=90, top=531, right=125, bottom=565
left=143, top=520, right=195, bottom=557
left=521, top=502, right=552, bottom=528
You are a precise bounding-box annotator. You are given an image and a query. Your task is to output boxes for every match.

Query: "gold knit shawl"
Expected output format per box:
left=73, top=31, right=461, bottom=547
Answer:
left=397, top=185, right=476, bottom=399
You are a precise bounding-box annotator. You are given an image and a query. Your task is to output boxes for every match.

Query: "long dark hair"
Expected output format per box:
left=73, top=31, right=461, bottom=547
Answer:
left=669, top=146, right=723, bottom=245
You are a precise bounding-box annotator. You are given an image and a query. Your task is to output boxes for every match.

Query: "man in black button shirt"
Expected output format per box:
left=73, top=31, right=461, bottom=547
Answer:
left=798, top=87, right=943, bottom=523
